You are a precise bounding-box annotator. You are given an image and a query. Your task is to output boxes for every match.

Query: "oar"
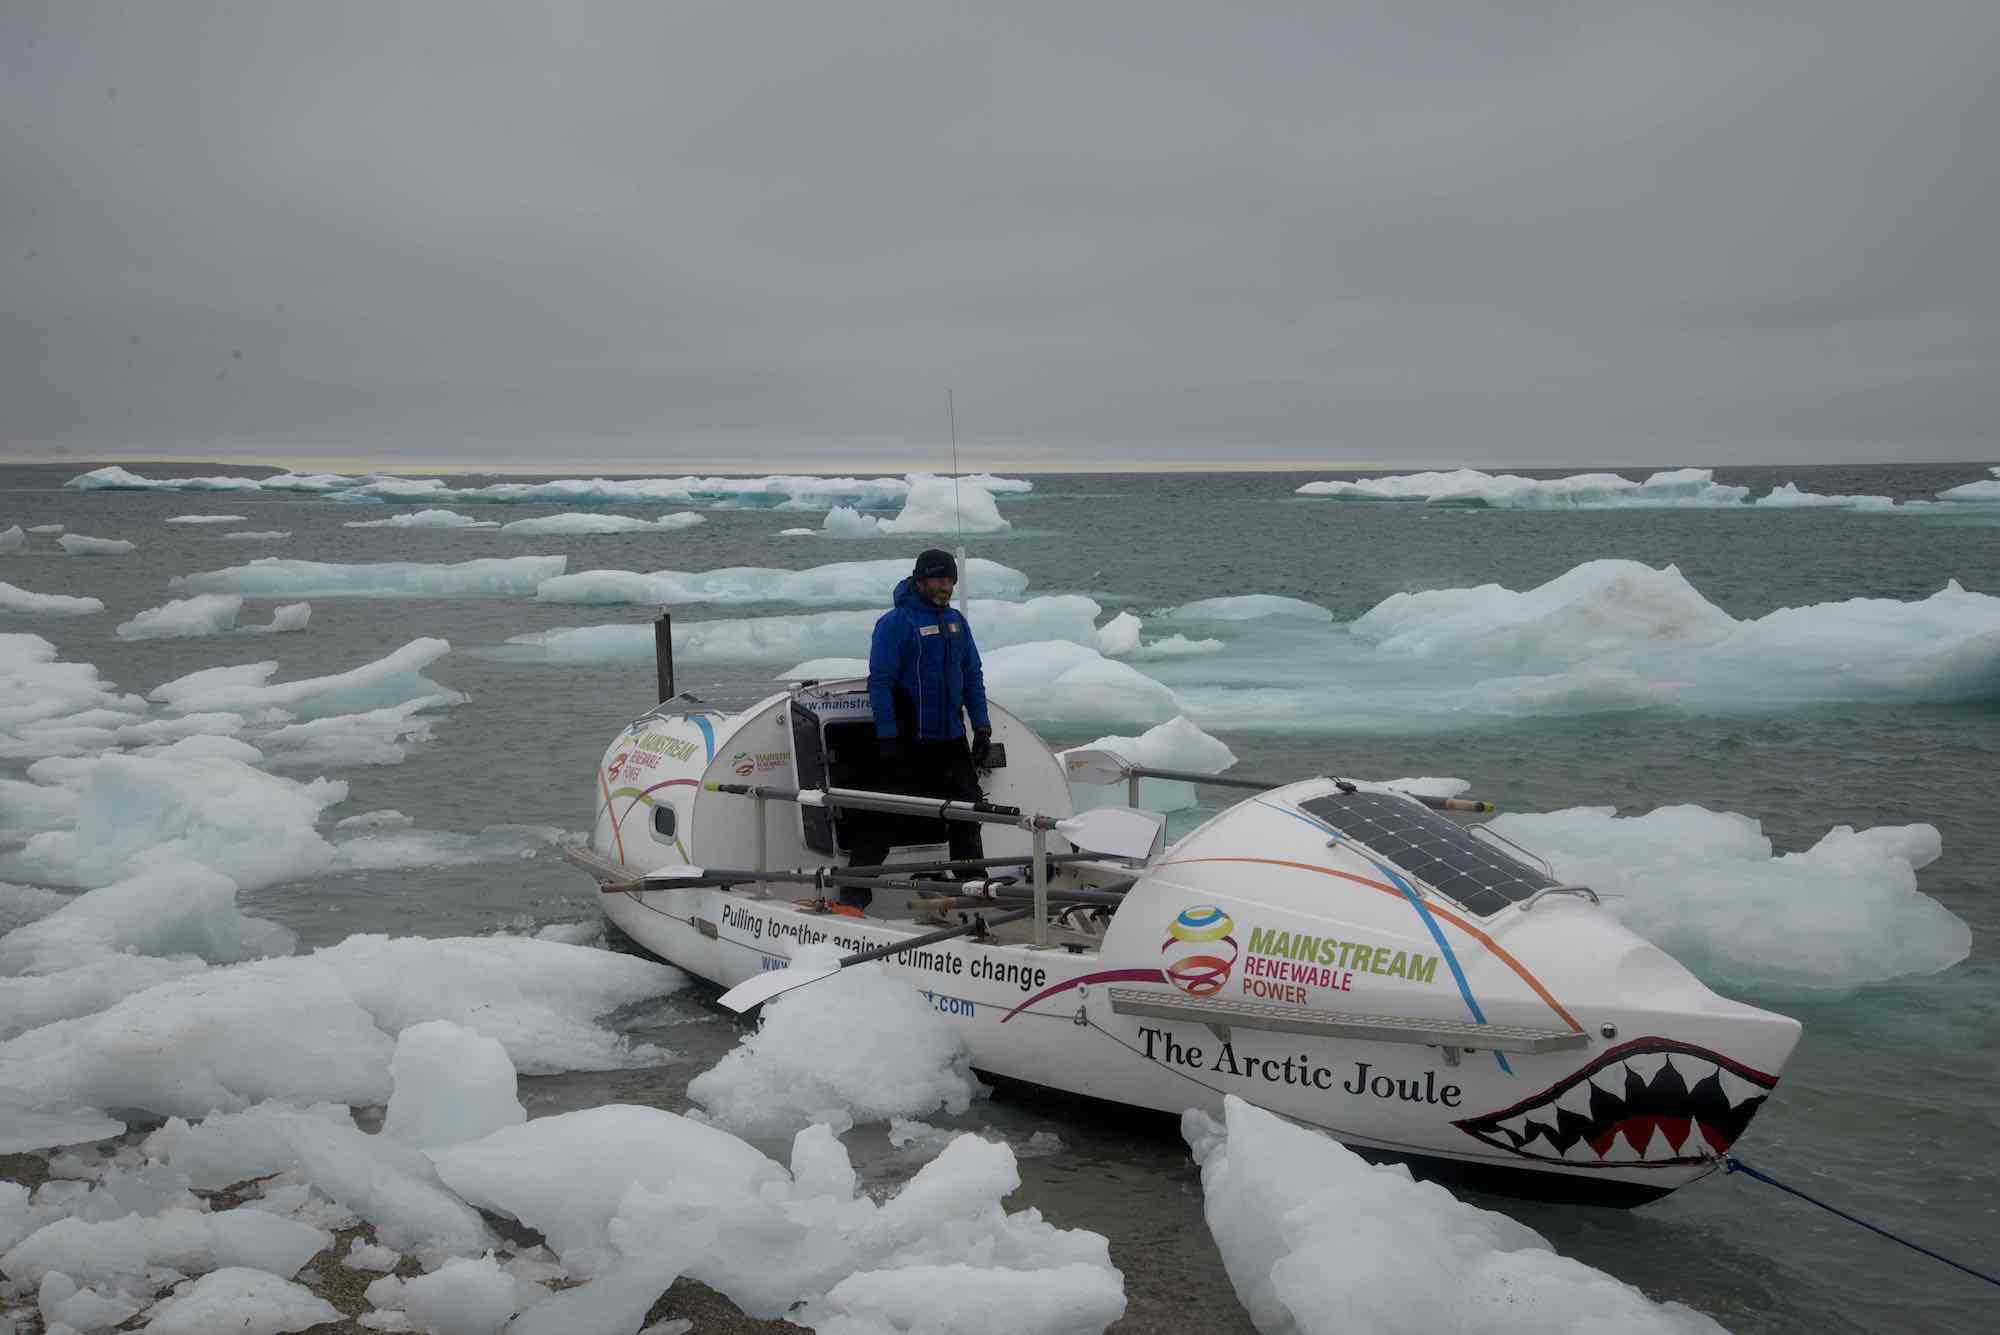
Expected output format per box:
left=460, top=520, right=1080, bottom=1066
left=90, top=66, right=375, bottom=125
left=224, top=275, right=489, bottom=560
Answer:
left=716, top=907, right=1033, bottom=1012
left=1060, top=748, right=1495, bottom=813
left=703, top=782, right=1166, bottom=861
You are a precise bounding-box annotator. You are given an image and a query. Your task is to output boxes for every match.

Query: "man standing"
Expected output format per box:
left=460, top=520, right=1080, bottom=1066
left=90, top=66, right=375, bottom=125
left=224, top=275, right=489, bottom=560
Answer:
left=845, top=549, right=993, bottom=895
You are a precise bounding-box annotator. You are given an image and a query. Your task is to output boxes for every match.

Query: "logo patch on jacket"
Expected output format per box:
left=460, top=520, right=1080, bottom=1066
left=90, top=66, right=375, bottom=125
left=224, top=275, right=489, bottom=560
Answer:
left=918, top=624, right=940, bottom=636
left=946, top=622, right=960, bottom=633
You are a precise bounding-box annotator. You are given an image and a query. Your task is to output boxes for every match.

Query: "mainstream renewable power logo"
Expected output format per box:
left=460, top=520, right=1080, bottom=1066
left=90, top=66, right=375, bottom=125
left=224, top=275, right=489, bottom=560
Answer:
left=1161, top=905, right=1239, bottom=998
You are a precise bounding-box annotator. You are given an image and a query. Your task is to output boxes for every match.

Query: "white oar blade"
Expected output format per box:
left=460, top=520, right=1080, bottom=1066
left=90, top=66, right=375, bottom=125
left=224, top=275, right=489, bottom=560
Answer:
left=1061, top=747, right=1135, bottom=786
left=642, top=865, right=710, bottom=884
left=1055, top=806, right=1164, bottom=862
left=717, top=965, right=839, bottom=1013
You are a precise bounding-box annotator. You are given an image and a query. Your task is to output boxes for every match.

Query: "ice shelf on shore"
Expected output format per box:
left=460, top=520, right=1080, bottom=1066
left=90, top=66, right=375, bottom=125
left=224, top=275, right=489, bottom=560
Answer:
left=537, top=556, right=1029, bottom=607
left=1186, top=1096, right=1725, bottom=1335
left=432, top=1110, right=1122, bottom=1326
left=172, top=554, right=566, bottom=598
left=1297, top=467, right=1750, bottom=508
left=687, top=945, right=979, bottom=1139
left=505, top=595, right=1107, bottom=665
left=1490, top=807, right=1967, bottom=996
left=0, top=581, right=104, bottom=617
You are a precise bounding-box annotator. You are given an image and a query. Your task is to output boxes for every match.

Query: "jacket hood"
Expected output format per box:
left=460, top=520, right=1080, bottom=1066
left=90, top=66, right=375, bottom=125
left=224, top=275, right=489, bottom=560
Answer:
left=893, top=577, right=929, bottom=610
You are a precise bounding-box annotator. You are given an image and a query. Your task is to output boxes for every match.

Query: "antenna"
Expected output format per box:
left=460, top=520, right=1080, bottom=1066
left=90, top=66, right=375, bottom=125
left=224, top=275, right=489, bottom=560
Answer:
left=949, top=389, right=968, bottom=619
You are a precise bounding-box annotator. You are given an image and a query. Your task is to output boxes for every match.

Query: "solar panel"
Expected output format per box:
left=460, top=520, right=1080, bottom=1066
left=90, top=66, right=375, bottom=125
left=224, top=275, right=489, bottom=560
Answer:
left=1298, top=791, right=1556, bottom=916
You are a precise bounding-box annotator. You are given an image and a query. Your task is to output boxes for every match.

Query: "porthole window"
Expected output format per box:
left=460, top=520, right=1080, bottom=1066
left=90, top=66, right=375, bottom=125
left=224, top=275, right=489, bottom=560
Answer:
left=652, top=805, right=677, bottom=839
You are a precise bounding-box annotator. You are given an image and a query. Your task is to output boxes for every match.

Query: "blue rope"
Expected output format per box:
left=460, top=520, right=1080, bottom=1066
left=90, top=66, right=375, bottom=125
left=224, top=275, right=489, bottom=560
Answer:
left=1724, top=1156, right=2000, bottom=1290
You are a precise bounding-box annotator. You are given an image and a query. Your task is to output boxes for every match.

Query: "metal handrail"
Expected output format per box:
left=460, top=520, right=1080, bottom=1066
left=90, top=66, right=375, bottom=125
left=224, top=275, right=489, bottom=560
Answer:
left=1516, top=884, right=1600, bottom=912
left=1469, top=822, right=1556, bottom=878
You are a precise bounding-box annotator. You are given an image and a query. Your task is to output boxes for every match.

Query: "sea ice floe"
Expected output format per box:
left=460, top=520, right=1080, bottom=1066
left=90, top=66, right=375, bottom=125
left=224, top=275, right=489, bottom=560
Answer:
left=1186, top=1095, right=1725, bottom=1335
left=0, top=524, right=23, bottom=554
left=1489, top=806, right=1968, bottom=996
left=6, top=741, right=345, bottom=890
left=27, top=523, right=64, bottom=534
left=149, top=637, right=462, bottom=719
left=164, top=514, right=249, bottom=525
left=115, top=593, right=245, bottom=640
left=396, top=1253, right=520, bottom=1334
left=536, top=556, right=1030, bottom=607
left=1062, top=716, right=1237, bottom=813
left=506, top=595, right=1106, bottom=665
left=0, top=863, right=293, bottom=979
left=0, top=935, right=682, bottom=1146
left=1297, top=466, right=1750, bottom=509
left=330, top=823, right=569, bottom=871
left=172, top=554, right=566, bottom=598
left=686, top=945, right=979, bottom=1139
left=498, top=511, right=706, bottom=535
left=0, top=637, right=137, bottom=731
left=223, top=530, right=293, bottom=540
left=0, top=581, right=104, bottom=616
left=342, top=508, right=499, bottom=530
left=58, top=533, right=136, bottom=555
left=1937, top=466, right=2000, bottom=502
left=65, top=466, right=267, bottom=492
left=256, top=696, right=456, bottom=769
left=1094, top=610, right=1141, bottom=656
left=1170, top=594, right=1332, bottom=622
left=1752, top=483, right=1896, bottom=509
left=1164, top=559, right=2000, bottom=728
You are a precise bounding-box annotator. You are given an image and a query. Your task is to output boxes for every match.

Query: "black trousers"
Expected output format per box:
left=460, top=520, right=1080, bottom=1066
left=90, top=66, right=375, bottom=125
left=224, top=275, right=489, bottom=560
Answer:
left=842, top=738, right=985, bottom=906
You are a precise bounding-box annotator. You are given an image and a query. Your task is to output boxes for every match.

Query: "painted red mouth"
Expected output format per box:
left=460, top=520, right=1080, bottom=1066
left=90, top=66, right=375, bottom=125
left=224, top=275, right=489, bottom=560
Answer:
left=1453, top=1037, right=1778, bottom=1167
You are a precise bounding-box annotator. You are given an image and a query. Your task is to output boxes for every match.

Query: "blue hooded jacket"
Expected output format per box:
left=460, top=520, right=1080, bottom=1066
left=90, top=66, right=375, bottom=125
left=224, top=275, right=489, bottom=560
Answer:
left=868, top=577, right=990, bottom=741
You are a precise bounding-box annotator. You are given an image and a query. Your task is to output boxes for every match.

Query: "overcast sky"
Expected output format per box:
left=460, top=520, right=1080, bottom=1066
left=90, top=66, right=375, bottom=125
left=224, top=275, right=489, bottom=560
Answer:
left=2, top=1, right=1994, bottom=472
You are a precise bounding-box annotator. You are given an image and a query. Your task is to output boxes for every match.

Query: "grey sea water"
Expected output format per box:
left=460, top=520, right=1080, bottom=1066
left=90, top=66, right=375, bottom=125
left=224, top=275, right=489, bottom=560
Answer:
left=3, top=460, right=1996, bottom=1333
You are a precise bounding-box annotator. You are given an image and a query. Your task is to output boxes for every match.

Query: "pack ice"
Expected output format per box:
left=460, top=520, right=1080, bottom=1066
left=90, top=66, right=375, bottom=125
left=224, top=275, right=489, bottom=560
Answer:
left=1297, top=467, right=1752, bottom=508
left=116, top=596, right=308, bottom=640
left=343, top=509, right=500, bottom=530
left=58, top=533, right=136, bottom=556
left=537, top=556, right=1030, bottom=607
left=506, top=595, right=1109, bottom=665
left=0, top=581, right=104, bottom=617
left=172, top=554, right=566, bottom=598
left=1186, top=1096, right=1725, bottom=1334
left=781, top=640, right=1183, bottom=728
left=499, top=511, right=705, bottom=535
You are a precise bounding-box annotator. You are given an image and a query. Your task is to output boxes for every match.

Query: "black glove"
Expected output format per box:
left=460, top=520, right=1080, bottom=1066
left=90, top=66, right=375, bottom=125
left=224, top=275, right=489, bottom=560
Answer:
left=969, top=728, right=993, bottom=768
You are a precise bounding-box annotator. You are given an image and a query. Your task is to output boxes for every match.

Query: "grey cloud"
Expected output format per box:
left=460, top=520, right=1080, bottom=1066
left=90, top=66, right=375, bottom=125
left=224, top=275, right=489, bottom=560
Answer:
left=2, top=1, right=1993, bottom=468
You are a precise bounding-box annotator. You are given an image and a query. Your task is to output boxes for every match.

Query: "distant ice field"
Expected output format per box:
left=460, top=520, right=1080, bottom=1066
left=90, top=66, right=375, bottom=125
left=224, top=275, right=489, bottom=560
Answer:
left=4, top=460, right=1998, bottom=1335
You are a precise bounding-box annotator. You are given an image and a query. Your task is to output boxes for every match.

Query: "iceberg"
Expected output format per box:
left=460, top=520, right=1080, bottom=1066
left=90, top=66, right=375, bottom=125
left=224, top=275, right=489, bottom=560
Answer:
left=149, top=638, right=462, bottom=719
left=1061, top=716, right=1237, bottom=813
left=171, top=554, right=566, bottom=598
left=1186, top=1095, right=1726, bottom=1335
left=58, top=533, right=136, bottom=555
left=342, top=509, right=499, bottom=530
left=686, top=945, right=979, bottom=1139
left=1488, top=806, right=1967, bottom=996
left=499, top=511, right=706, bottom=535
left=115, top=593, right=245, bottom=640
left=537, top=556, right=1029, bottom=607
left=1297, top=467, right=1751, bottom=508
left=822, top=474, right=1013, bottom=536
left=0, top=581, right=104, bottom=617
